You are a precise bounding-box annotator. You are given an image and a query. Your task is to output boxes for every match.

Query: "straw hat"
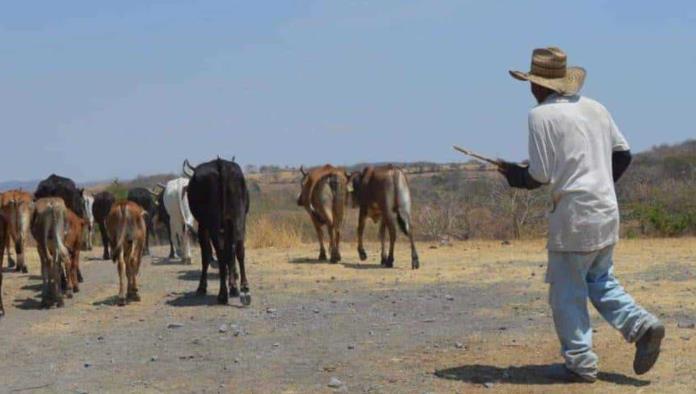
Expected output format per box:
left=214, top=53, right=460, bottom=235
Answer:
left=510, top=47, right=586, bottom=96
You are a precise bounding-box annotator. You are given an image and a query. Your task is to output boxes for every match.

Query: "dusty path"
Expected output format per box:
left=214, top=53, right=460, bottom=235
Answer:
left=0, top=239, right=694, bottom=393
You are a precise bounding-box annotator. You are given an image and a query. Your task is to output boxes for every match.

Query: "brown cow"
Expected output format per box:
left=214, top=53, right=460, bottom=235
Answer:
left=63, top=209, right=86, bottom=293
left=297, top=165, right=348, bottom=262
left=0, top=190, right=33, bottom=273
left=106, top=201, right=146, bottom=306
left=30, top=197, right=71, bottom=308
left=0, top=215, right=8, bottom=317
left=348, top=165, right=420, bottom=269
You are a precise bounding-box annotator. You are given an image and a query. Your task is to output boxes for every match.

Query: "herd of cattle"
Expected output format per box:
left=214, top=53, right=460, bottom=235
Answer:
left=0, top=158, right=418, bottom=317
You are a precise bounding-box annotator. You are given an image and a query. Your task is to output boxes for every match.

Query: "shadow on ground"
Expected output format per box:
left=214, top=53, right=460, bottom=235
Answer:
left=166, top=291, right=244, bottom=308
left=341, top=262, right=386, bottom=270
left=435, top=364, right=650, bottom=387
left=14, top=297, right=44, bottom=310
left=151, top=257, right=191, bottom=266
left=288, top=257, right=325, bottom=265
left=177, top=270, right=219, bottom=281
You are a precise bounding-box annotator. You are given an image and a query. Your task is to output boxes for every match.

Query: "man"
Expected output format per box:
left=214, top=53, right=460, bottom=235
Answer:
left=500, top=47, right=664, bottom=382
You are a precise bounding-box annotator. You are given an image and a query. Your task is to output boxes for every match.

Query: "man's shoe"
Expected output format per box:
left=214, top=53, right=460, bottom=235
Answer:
left=634, top=321, right=665, bottom=375
left=545, top=364, right=597, bottom=383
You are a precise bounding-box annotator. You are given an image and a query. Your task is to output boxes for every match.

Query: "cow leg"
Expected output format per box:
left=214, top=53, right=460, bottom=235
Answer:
left=327, top=223, right=338, bottom=264
left=196, top=228, right=212, bottom=296
left=16, top=236, right=27, bottom=273
left=72, top=249, right=81, bottom=292
left=210, top=231, right=228, bottom=304
left=6, top=237, right=15, bottom=268
left=182, top=225, right=192, bottom=265
left=408, top=228, right=420, bottom=269
left=38, top=245, right=51, bottom=308
left=99, top=221, right=110, bottom=260
left=237, top=240, right=251, bottom=305
left=334, top=225, right=342, bottom=262
left=52, top=247, right=64, bottom=307
left=227, top=239, right=239, bottom=298
left=61, top=251, right=74, bottom=300
left=312, top=218, right=327, bottom=261
left=131, top=241, right=142, bottom=301
left=385, top=219, right=397, bottom=269
left=116, top=250, right=127, bottom=306
left=166, top=218, right=176, bottom=259
left=169, top=220, right=181, bottom=260
left=379, top=220, right=388, bottom=266
left=143, top=222, right=150, bottom=256
left=357, top=208, right=368, bottom=261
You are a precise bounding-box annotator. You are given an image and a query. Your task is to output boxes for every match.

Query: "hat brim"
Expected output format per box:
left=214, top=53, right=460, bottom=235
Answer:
left=509, top=66, right=586, bottom=96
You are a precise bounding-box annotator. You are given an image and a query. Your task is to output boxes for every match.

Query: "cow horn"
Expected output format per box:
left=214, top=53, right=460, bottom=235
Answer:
left=157, top=183, right=166, bottom=190
left=299, top=166, right=307, bottom=177
left=182, top=159, right=195, bottom=178
left=148, top=189, right=159, bottom=197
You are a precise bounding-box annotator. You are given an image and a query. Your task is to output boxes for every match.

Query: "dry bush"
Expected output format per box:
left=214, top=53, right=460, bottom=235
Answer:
left=246, top=214, right=304, bottom=249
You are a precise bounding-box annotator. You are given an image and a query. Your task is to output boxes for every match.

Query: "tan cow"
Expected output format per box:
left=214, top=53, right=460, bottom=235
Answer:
left=106, top=201, right=146, bottom=306
left=297, top=165, right=348, bottom=262
left=347, top=165, right=420, bottom=269
left=0, top=215, right=8, bottom=317
left=30, top=197, right=71, bottom=308
left=63, top=209, right=86, bottom=294
left=0, top=190, right=33, bottom=273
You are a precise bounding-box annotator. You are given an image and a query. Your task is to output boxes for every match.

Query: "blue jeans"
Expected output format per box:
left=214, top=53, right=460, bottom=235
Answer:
left=546, top=245, right=658, bottom=379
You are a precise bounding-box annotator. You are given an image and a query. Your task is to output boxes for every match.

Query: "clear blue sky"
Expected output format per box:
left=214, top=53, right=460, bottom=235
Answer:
left=1, top=1, right=694, bottom=182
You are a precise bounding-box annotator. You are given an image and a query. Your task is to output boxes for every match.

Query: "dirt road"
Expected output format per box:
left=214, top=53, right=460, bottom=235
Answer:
left=0, top=239, right=694, bottom=393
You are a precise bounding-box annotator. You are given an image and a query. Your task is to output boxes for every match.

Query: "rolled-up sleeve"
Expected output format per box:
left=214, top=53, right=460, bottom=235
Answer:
left=608, top=112, right=630, bottom=152
left=528, top=112, right=552, bottom=184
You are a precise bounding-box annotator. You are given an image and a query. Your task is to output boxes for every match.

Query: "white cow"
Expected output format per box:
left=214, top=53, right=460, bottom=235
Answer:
left=163, top=177, right=197, bottom=264
left=82, top=193, right=95, bottom=250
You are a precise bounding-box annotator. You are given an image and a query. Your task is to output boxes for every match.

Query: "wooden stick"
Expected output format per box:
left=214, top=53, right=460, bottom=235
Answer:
left=452, top=145, right=502, bottom=167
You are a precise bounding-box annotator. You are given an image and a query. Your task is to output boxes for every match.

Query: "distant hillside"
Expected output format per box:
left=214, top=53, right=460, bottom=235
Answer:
left=0, top=180, right=38, bottom=193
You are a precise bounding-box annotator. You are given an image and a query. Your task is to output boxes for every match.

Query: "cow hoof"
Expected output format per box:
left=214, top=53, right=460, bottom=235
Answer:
left=40, top=300, right=51, bottom=309
left=103, top=254, right=110, bottom=261
left=412, top=259, right=420, bottom=270
left=318, top=252, right=327, bottom=261
left=196, top=287, right=207, bottom=296
left=358, top=249, right=367, bottom=261
left=183, top=258, right=192, bottom=265
left=240, top=292, right=251, bottom=306
left=330, top=256, right=339, bottom=264
left=56, top=299, right=64, bottom=308
left=128, top=293, right=141, bottom=302
left=117, top=298, right=126, bottom=307
left=380, top=257, right=388, bottom=266
left=217, top=294, right=229, bottom=305
left=229, top=287, right=240, bottom=297
left=21, top=266, right=28, bottom=274
left=73, top=286, right=80, bottom=293
left=65, top=291, right=73, bottom=299
left=8, top=259, right=15, bottom=268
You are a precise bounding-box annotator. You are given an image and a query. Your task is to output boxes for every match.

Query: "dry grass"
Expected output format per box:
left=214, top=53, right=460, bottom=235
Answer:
left=245, top=215, right=304, bottom=249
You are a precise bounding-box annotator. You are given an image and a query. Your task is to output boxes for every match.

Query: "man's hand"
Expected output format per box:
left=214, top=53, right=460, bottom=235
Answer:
left=498, top=160, right=544, bottom=190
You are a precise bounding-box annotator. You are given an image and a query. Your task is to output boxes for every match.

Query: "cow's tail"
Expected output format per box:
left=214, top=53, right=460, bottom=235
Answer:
left=329, top=173, right=345, bottom=222
left=393, top=169, right=412, bottom=236
left=216, top=158, right=228, bottom=227
left=50, top=202, right=69, bottom=272
left=111, top=205, right=128, bottom=263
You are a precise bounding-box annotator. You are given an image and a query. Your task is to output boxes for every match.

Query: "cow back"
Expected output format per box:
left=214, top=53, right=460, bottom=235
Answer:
left=35, top=174, right=86, bottom=219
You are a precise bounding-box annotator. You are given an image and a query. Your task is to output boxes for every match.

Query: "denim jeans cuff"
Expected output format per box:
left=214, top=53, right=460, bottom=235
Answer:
left=628, top=313, right=659, bottom=343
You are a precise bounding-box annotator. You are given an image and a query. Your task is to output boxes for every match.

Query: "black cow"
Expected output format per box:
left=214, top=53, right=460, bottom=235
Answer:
left=34, top=174, right=86, bottom=219
left=153, top=185, right=176, bottom=259
left=92, top=191, right=115, bottom=260
left=184, top=158, right=250, bottom=305
left=126, top=188, right=156, bottom=256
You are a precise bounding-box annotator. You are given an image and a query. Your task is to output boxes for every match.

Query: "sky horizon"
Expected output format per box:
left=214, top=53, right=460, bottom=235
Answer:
left=1, top=1, right=694, bottom=183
